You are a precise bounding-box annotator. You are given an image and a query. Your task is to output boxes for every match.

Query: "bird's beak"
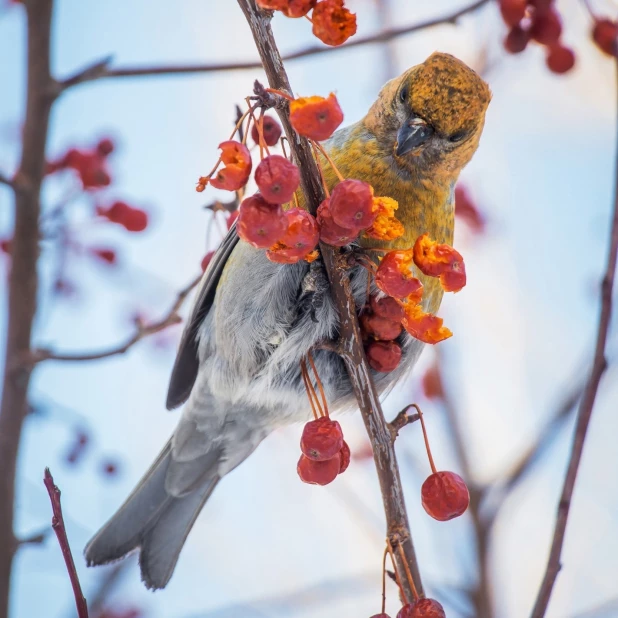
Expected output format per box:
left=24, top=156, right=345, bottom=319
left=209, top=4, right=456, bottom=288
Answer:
left=396, top=116, right=434, bottom=156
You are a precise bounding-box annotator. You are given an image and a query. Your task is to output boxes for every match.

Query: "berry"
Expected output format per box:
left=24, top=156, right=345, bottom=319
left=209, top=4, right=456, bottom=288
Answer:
left=297, top=453, right=340, bottom=485
left=409, top=598, right=446, bottom=618
left=421, top=363, right=444, bottom=400
left=370, top=295, right=404, bottom=321
left=546, top=44, right=575, bottom=74
left=421, top=471, right=470, bottom=521
left=366, top=340, right=402, bottom=372
left=256, top=0, right=288, bottom=9
left=454, top=185, right=485, bottom=234
left=592, top=19, right=618, bottom=57
left=499, top=0, right=526, bottom=27
left=317, top=198, right=358, bottom=246
left=370, top=614, right=392, bottom=618
left=91, top=247, right=117, bottom=265
left=96, top=138, right=115, bottom=156
left=397, top=605, right=415, bottom=618
left=0, top=239, right=11, bottom=254
left=254, top=154, right=300, bottom=204
left=227, top=210, right=239, bottom=230
left=301, top=417, right=344, bottom=461
left=237, top=194, right=287, bottom=249
left=530, top=9, right=562, bottom=45
left=413, top=233, right=466, bottom=293
left=504, top=25, right=530, bottom=54
left=311, top=0, right=357, bottom=46
left=339, top=440, right=351, bottom=473
left=376, top=250, right=423, bottom=301
left=401, top=303, right=452, bottom=345
left=251, top=115, right=282, bottom=146
left=360, top=312, right=403, bottom=341
left=266, top=208, right=319, bottom=264
left=329, top=179, right=375, bottom=230
left=366, top=196, right=404, bottom=241
left=282, top=0, right=316, bottom=18
left=210, top=141, right=252, bottom=191
left=122, top=208, right=149, bottom=232
left=290, top=93, right=344, bottom=141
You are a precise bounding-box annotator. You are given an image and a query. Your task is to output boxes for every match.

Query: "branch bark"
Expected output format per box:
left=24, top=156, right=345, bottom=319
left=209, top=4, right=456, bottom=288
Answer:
left=236, top=0, right=423, bottom=600
left=58, top=0, right=491, bottom=89
left=529, top=59, right=618, bottom=618
left=0, top=2, right=55, bottom=617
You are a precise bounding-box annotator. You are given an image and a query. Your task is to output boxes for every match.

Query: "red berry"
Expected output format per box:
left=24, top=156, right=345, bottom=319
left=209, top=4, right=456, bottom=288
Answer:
left=297, top=453, right=340, bottom=485
left=237, top=194, right=287, bottom=249
left=530, top=9, right=562, bottom=45
left=329, top=179, right=375, bottom=230
left=421, top=364, right=444, bottom=400
left=256, top=0, right=288, bottom=9
left=546, top=44, right=575, bottom=74
left=504, top=25, right=530, bottom=54
left=311, top=0, right=357, bottom=46
left=370, top=295, right=404, bottom=321
left=91, top=248, right=117, bottom=265
left=397, top=605, right=415, bottom=618
left=102, top=461, right=118, bottom=476
left=266, top=208, right=319, bottom=264
left=499, top=0, right=526, bottom=27
left=421, top=471, right=470, bottom=521
left=282, top=0, right=317, bottom=18
left=529, top=0, right=553, bottom=12
left=360, top=312, right=403, bottom=341
left=301, top=417, right=344, bottom=461
left=122, top=208, right=149, bottom=232
left=339, top=440, right=350, bottom=473
left=370, top=614, right=391, bottom=618
left=96, top=138, right=115, bottom=156
left=201, top=250, right=215, bottom=272
left=375, top=250, right=423, bottom=301
left=101, top=201, right=130, bottom=223
left=592, top=19, right=618, bottom=57
left=254, top=155, right=300, bottom=204
left=210, top=141, right=252, bottom=191
left=250, top=115, right=283, bottom=146
left=409, top=598, right=446, bottom=618
left=366, top=340, right=402, bottom=373
left=0, top=239, right=11, bottom=254
left=317, top=198, right=359, bottom=246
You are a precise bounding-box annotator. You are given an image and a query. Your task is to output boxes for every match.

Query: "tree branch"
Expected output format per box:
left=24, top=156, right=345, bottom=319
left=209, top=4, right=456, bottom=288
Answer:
left=236, top=0, right=424, bottom=600
left=58, top=0, right=491, bottom=90
left=0, top=2, right=55, bottom=617
left=529, top=59, right=618, bottom=618
left=43, top=469, right=89, bottom=618
left=32, top=274, right=201, bottom=363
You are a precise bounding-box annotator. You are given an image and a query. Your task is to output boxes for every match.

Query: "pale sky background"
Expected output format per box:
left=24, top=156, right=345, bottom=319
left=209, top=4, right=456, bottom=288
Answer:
left=0, top=1, right=617, bottom=617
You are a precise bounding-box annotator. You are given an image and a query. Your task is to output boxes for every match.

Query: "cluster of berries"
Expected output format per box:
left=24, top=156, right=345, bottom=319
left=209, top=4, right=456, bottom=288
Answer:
left=256, top=0, right=357, bottom=47
left=500, top=0, right=575, bottom=73
left=46, top=138, right=115, bottom=190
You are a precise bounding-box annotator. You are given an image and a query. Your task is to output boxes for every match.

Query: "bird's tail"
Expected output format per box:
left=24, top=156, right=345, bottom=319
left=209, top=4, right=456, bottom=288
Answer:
left=84, top=439, right=219, bottom=590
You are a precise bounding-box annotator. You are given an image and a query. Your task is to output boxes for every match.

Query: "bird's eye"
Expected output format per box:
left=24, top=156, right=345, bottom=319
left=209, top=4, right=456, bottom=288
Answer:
left=449, top=130, right=466, bottom=143
left=400, top=87, right=408, bottom=104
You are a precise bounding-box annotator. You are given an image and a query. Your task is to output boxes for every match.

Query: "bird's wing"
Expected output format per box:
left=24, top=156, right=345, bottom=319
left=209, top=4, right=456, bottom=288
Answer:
left=166, top=224, right=240, bottom=410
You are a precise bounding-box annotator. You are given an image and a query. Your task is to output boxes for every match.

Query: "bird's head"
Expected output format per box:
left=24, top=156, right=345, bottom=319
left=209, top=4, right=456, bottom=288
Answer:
left=364, top=52, right=491, bottom=178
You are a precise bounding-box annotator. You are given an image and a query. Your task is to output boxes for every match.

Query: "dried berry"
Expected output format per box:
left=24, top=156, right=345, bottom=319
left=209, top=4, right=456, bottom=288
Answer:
left=290, top=93, right=344, bottom=141
left=370, top=295, right=404, bottom=321
left=360, top=312, right=403, bottom=341
left=254, top=154, right=300, bottom=204
left=251, top=115, right=283, bottom=146
left=210, top=141, right=252, bottom=191
left=397, top=605, right=415, bottom=618
left=376, top=250, right=423, bottom=301
left=413, top=233, right=466, bottom=293
left=237, top=194, right=287, bottom=249
left=402, top=303, right=452, bottom=344
left=421, top=471, right=470, bottom=521
left=266, top=208, right=319, bottom=264
left=338, top=440, right=351, bottom=473
left=297, top=453, right=341, bottom=485
left=409, top=598, right=446, bottom=618
left=282, top=0, right=316, bottom=17
left=329, top=179, right=375, bottom=229
left=366, top=340, right=402, bottom=372
left=301, top=417, right=344, bottom=461
left=365, top=196, right=405, bottom=241
left=317, top=198, right=359, bottom=246
left=311, top=0, right=357, bottom=46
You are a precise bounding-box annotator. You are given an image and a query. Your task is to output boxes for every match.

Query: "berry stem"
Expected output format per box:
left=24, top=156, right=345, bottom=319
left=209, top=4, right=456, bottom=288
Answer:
left=310, top=140, right=330, bottom=198
left=397, top=540, right=420, bottom=602
left=415, top=403, right=438, bottom=475
left=300, top=358, right=320, bottom=421
left=386, top=539, right=409, bottom=605
left=228, top=101, right=257, bottom=142
left=312, top=140, right=345, bottom=182
left=307, top=351, right=329, bottom=417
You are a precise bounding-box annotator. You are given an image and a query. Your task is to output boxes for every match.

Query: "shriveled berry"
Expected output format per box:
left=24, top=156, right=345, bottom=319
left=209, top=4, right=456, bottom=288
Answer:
left=397, top=604, right=415, bottom=618
left=329, top=179, right=375, bottom=229
left=301, top=417, right=344, bottom=461
left=546, top=44, right=575, bottom=74
left=254, top=155, right=300, bottom=204
left=210, top=141, right=252, bottom=191
left=421, top=471, right=470, bottom=521
left=376, top=250, right=423, bottom=301
left=402, top=303, right=452, bottom=345
left=290, top=93, right=344, bottom=141
left=413, top=234, right=466, bottom=293
left=366, top=340, right=402, bottom=373
left=311, top=0, right=357, bottom=46
left=504, top=25, right=530, bottom=54
left=530, top=9, right=562, bottom=45
left=499, top=0, right=526, bottom=27
left=370, top=614, right=392, bottom=618
left=317, top=198, right=359, bottom=246
left=339, top=440, right=351, bottom=473
left=360, top=312, right=403, bottom=341
left=592, top=19, right=618, bottom=57
left=237, top=194, right=287, bottom=249
left=251, top=115, right=283, bottom=146
left=266, top=208, right=319, bottom=264
left=370, top=295, right=404, bottom=321
left=297, top=453, right=341, bottom=485
left=282, top=0, right=316, bottom=17
left=409, top=598, right=446, bottom=618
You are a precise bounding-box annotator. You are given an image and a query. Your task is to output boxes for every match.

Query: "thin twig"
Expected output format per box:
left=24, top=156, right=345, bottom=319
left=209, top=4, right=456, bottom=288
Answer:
left=31, top=274, right=201, bottom=363
left=0, top=172, right=14, bottom=189
left=388, top=405, right=420, bottom=441
left=43, top=468, right=89, bottom=618
left=530, top=60, right=618, bottom=618
left=16, top=526, right=52, bottom=548
left=236, top=0, right=424, bottom=600
left=57, top=0, right=491, bottom=90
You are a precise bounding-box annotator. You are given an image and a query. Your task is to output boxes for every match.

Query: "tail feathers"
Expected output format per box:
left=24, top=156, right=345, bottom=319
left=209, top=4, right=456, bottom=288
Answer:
left=84, top=438, right=219, bottom=590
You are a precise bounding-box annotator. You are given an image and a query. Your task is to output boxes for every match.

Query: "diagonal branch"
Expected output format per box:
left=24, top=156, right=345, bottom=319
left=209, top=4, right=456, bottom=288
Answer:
left=58, top=0, right=491, bottom=90
left=530, top=59, right=618, bottom=618
left=236, top=0, right=424, bottom=601
left=32, top=274, right=201, bottom=363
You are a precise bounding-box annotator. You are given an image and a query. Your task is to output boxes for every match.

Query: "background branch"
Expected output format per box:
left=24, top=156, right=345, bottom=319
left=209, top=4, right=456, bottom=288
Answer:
left=530, top=59, right=618, bottom=618
left=236, top=0, right=424, bottom=600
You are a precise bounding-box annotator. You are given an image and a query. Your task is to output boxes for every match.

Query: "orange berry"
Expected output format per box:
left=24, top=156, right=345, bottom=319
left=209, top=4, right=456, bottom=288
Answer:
left=311, top=0, right=357, bottom=46
left=290, top=93, right=344, bottom=141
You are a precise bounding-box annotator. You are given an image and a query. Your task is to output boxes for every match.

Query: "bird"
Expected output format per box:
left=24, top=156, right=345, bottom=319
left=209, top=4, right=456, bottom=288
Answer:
left=84, top=51, right=491, bottom=590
